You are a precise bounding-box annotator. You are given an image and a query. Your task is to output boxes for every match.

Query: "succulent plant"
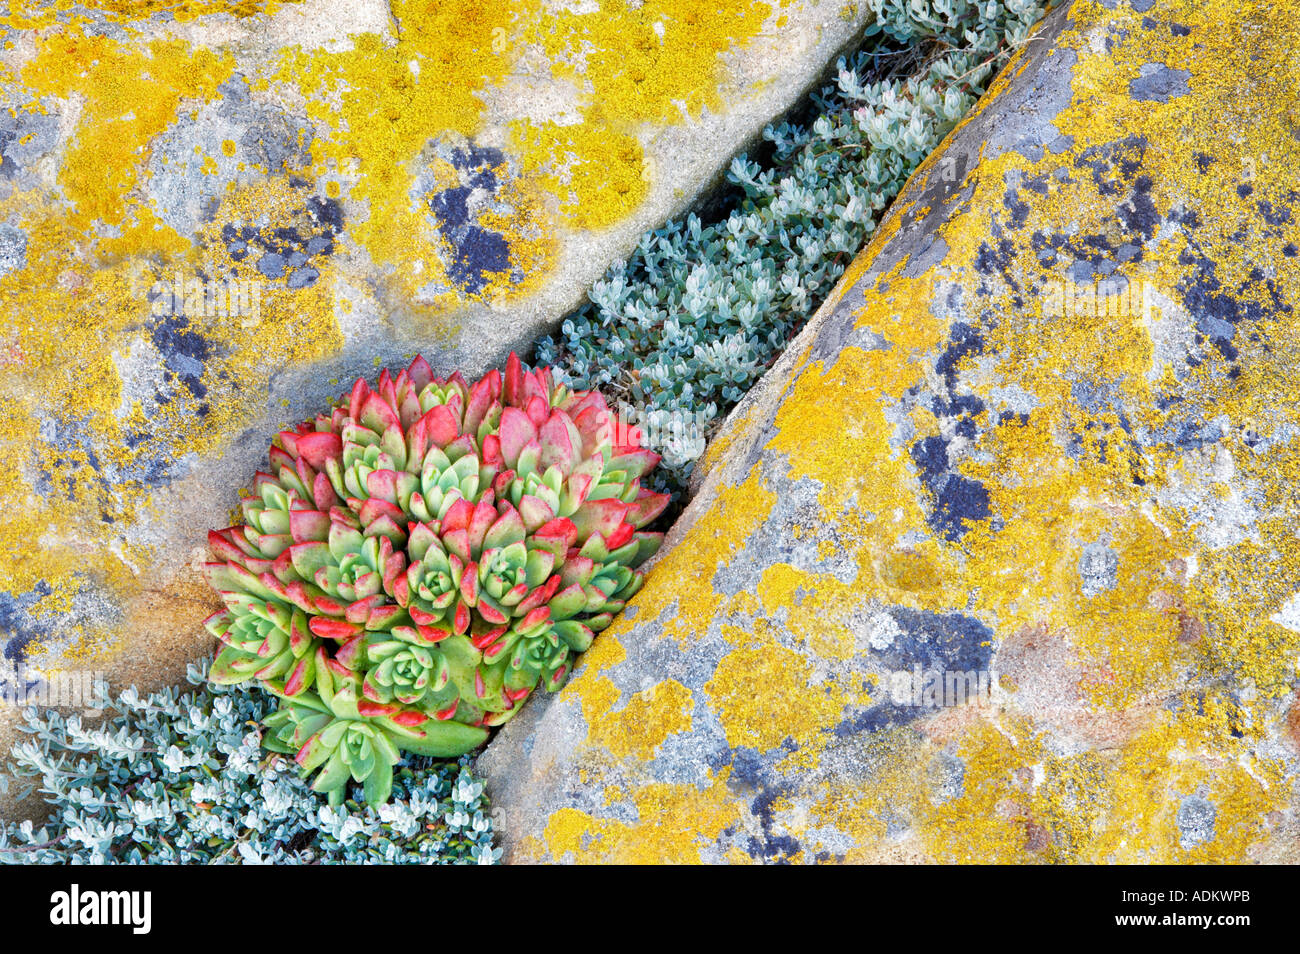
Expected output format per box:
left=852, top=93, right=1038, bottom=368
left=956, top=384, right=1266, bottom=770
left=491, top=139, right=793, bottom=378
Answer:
left=203, top=353, right=667, bottom=804
left=263, top=659, right=485, bottom=806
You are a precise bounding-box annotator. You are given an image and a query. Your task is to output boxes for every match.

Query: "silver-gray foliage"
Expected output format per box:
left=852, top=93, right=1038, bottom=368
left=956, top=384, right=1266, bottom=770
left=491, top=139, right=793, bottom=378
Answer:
left=0, top=663, right=500, bottom=864
left=538, top=0, right=1049, bottom=496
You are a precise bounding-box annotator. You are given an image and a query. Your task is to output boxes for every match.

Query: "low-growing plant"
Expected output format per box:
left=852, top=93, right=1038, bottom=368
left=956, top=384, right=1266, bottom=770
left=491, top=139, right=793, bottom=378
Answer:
left=537, top=0, right=1051, bottom=497
left=204, top=353, right=668, bottom=805
left=0, top=665, right=499, bottom=864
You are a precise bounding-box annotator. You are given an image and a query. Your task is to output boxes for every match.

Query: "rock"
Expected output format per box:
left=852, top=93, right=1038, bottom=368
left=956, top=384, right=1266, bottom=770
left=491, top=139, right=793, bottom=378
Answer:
left=480, top=0, right=1300, bottom=863
left=1176, top=796, right=1216, bottom=849
left=0, top=0, right=875, bottom=795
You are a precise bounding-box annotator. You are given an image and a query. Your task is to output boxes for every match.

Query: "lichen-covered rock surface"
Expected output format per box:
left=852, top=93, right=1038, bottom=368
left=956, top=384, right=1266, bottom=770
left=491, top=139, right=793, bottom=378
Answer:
left=480, top=0, right=1300, bottom=862
left=0, top=0, right=876, bottom=779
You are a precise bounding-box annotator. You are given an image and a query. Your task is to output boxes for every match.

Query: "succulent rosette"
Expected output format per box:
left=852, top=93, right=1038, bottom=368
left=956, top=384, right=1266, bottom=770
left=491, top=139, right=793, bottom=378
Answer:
left=203, top=353, right=667, bottom=805
left=262, top=660, right=486, bottom=806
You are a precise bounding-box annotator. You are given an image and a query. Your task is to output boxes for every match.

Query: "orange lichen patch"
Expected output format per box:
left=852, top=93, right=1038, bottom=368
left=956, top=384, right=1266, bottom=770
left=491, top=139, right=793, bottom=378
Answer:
left=585, top=679, right=695, bottom=761
left=705, top=631, right=864, bottom=754
left=0, top=400, right=140, bottom=620
left=0, top=254, right=154, bottom=614
left=0, top=25, right=240, bottom=622
left=12, top=27, right=234, bottom=235
left=274, top=0, right=783, bottom=287
left=193, top=175, right=344, bottom=370
left=535, top=777, right=742, bottom=864
left=1284, top=702, right=1300, bottom=752
left=578, top=630, right=627, bottom=676
left=1187, top=540, right=1300, bottom=696
left=1081, top=707, right=1284, bottom=864
left=1, top=0, right=295, bottom=29
left=509, top=0, right=777, bottom=228
left=914, top=717, right=1044, bottom=864
left=775, top=333, right=923, bottom=491
left=575, top=675, right=621, bottom=731
left=474, top=172, right=555, bottom=301
left=535, top=0, right=775, bottom=126
left=274, top=0, right=526, bottom=303
left=567, top=640, right=691, bottom=762
left=695, top=394, right=760, bottom=479
left=0, top=144, right=335, bottom=657
left=958, top=417, right=1188, bottom=706
left=509, top=120, right=647, bottom=231
left=612, top=471, right=776, bottom=647
left=757, top=563, right=854, bottom=660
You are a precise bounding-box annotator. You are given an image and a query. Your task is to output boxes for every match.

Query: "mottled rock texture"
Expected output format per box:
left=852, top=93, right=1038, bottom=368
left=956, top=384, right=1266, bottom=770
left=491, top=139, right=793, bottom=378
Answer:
left=481, top=0, right=1300, bottom=863
left=0, top=0, right=875, bottom=783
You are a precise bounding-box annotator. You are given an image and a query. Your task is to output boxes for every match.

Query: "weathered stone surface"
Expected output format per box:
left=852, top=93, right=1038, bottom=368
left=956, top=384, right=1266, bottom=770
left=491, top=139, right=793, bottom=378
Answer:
left=0, top=0, right=875, bottom=782
left=480, top=0, right=1300, bottom=863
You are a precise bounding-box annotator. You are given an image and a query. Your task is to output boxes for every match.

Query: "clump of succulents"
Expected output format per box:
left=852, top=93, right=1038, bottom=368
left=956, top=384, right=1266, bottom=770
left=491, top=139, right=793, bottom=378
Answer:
left=537, top=0, right=1050, bottom=498
left=0, top=665, right=499, bottom=865
left=204, top=353, right=667, bottom=805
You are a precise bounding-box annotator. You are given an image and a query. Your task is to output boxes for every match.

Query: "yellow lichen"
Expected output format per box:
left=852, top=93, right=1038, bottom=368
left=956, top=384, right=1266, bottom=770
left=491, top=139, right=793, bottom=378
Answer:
left=586, top=679, right=695, bottom=761
left=534, top=777, right=743, bottom=864
left=526, top=0, right=1298, bottom=863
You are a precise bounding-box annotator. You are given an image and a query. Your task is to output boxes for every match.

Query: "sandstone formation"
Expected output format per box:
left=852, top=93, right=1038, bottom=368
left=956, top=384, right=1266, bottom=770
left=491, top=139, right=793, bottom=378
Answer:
left=481, top=0, right=1300, bottom=863
left=0, top=0, right=874, bottom=770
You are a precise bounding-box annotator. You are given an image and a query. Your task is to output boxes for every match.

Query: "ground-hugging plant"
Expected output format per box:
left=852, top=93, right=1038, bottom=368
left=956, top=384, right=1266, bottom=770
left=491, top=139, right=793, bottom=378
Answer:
left=0, top=665, right=499, bottom=864
left=204, top=353, right=668, bottom=805
left=537, top=0, right=1051, bottom=498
